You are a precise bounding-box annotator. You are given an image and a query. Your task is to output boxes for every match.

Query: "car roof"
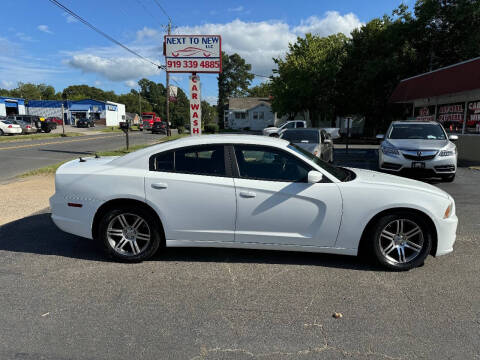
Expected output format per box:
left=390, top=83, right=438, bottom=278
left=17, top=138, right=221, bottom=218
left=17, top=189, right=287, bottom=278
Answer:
left=111, top=134, right=289, bottom=166
left=391, top=121, right=440, bottom=125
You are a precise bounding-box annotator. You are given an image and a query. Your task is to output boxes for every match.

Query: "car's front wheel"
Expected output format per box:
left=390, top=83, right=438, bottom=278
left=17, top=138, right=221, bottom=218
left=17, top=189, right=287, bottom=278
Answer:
left=98, top=207, right=162, bottom=262
left=369, top=212, right=432, bottom=270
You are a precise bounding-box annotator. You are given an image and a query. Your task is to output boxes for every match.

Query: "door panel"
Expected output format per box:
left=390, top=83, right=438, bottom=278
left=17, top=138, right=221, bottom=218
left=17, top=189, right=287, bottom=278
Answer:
left=234, top=179, right=342, bottom=247
left=145, top=172, right=236, bottom=242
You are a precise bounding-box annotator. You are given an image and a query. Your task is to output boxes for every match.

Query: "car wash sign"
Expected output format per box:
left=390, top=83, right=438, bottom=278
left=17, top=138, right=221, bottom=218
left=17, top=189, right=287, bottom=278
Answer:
left=190, top=75, right=201, bottom=135
left=164, top=35, right=222, bottom=73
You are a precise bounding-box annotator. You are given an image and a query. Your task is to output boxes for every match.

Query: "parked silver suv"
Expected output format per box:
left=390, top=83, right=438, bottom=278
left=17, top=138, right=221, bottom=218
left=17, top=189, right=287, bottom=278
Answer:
left=377, top=121, right=458, bottom=182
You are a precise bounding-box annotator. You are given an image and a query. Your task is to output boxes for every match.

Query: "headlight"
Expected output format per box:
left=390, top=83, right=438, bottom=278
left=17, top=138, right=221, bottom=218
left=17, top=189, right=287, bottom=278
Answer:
left=381, top=146, right=399, bottom=156
left=444, top=202, right=453, bottom=218
left=439, top=150, right=455, bottom=157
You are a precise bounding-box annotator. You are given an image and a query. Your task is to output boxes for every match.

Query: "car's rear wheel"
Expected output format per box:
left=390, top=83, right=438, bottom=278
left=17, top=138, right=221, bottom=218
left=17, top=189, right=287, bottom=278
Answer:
left=0, top=129, right=4, bottom=136
left=98, top=207, right=161, bottom=262
left=369, top=213, right=432, bottom=270
left=269, top=133, right=279, bottom=137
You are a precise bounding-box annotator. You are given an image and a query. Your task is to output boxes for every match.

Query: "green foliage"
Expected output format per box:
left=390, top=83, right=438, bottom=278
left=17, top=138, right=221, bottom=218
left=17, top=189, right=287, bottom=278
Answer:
left=271, top=33, right=348, bottom=126
left=247, top=82, right=272, bottom=97
left=204, top=123, right=219, bottom=133
left=201, top=100, right=217, bottom=124
left=217, top=52, right=255, bottom=127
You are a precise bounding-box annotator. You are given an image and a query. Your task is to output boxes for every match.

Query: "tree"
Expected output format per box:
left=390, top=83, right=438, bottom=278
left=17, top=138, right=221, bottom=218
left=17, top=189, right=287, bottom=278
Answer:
left=201, top=101, right=217, bottom=124
left=270, top=33, right=348, bottom=126
left=247, top=82, right=272, bottom=97
left=217, top=52, right=254, bottom=127
left=413, top=0, right=480, bottom=71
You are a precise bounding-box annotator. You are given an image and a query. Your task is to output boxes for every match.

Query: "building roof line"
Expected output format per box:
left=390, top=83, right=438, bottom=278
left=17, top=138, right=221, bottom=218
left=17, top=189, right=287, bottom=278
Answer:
left=400, top=56, right=480, bottom=82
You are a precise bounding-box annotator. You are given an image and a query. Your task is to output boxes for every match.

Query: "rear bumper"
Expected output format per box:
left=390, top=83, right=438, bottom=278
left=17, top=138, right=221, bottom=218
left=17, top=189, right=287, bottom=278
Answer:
left=434, top=214, right=458, bottom=256
left=50, top=193, right=96, bottom=239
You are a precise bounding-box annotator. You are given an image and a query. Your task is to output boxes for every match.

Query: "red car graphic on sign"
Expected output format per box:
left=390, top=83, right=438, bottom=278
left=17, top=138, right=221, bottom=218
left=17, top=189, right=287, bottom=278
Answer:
left=171, top=47, right=214, bottom=57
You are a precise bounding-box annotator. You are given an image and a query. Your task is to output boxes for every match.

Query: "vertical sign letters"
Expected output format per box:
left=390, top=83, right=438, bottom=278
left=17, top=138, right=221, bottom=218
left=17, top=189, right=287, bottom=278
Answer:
left=190, top=75, right=201, bottom=135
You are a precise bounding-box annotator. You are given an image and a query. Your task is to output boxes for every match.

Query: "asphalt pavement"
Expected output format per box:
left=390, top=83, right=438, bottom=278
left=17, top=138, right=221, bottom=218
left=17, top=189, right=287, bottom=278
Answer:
left=0, top=131, right=162, bottom=182
left=0, top=148, right=479, bottom=359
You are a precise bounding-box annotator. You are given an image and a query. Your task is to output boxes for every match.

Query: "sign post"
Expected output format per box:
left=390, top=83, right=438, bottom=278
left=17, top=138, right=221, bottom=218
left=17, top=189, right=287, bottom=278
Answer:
left=189, top=75, right=201, bottom=135
left=164, top=34, right=221, bottom=136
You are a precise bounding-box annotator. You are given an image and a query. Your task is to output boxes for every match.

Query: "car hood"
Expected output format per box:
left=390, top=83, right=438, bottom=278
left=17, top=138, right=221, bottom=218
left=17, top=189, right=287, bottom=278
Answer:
left=295, top=142, right=318, bottom=153
left=385, top=139, right=449, bottom=150
left=350, top=168, right=451, bottom=200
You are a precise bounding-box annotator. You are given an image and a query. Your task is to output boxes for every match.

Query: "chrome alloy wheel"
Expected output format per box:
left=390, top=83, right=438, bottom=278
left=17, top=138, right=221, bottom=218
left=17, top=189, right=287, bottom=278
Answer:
left=106, top=213, right=151, bottom=256
left=378, top=219, right=424, bottom=265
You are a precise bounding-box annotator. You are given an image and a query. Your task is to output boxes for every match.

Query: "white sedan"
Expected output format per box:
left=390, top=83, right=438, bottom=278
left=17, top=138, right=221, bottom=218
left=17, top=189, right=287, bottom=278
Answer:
left=50, top=135, right=457, bottom=270
left=0, top=120, right=22, bottom=135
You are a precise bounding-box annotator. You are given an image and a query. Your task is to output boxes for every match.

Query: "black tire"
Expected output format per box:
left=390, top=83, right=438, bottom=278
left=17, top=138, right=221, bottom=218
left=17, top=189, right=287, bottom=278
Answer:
left=442, top=174, right=455, bottom=182
left=270, top=133, right=279, bottom=138
left=0, top=129, right=4, bottom=136
left=44, top=129, right=51, bottom=133
left=367, top=212, right=432, bottom=271
left=98, top=206, right=162, bottom=262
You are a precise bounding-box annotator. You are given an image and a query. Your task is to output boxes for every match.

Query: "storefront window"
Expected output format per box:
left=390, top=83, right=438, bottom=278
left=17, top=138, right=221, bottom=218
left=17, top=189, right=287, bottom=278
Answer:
left=466, top=100, right=480, bottom=134
left=437, top=102, right=464, bottom=133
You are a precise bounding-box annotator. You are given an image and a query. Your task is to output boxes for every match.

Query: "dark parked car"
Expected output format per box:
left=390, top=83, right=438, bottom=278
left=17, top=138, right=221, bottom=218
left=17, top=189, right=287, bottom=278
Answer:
left=41, top=119, right=57, bottom=133
left=76, top=118, right=95, bottom=128
left=6, top=115, right=57, bottom=133
left=151, top=121, right=167, bottom=134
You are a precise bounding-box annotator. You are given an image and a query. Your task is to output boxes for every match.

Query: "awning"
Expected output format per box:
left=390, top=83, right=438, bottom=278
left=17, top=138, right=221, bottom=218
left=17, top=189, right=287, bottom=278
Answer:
left=69, top=104, right=90, bottom=111
left=4, top=101, right=18, bottom=108
left=390, top=57, right=480, bottom=103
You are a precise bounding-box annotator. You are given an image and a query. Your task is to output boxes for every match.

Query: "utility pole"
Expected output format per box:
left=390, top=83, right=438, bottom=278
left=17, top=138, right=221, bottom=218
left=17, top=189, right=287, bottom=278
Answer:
left=165, top=20, right=172, bottom=136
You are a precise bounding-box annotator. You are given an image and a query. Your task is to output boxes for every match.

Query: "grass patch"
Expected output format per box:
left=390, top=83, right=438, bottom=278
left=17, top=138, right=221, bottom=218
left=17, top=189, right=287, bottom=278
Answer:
left=19, top=134, right=188, bottom=178
left=0, top=132, right=84, bottom=143
left=20, top=161, right=66, bottom=177
left=100, top=125, right=141, bottom=132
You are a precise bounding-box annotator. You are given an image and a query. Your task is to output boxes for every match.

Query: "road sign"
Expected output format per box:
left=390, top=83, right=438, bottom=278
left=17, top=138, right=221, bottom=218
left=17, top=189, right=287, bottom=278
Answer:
left=189, top=75, right=202, bottom=135
left=165, top=35, right=222, bottom=73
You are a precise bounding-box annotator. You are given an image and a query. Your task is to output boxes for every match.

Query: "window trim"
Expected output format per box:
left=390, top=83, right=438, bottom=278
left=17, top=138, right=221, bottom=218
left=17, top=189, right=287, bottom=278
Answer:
left=149, top=144, right=233, bottom=178
left=231, top=144, right=316, bottom=183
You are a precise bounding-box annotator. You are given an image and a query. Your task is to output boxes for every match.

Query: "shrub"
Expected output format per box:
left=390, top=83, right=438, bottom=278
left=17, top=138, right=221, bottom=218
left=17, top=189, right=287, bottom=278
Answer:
left=205, top=123, right=219, bottom=133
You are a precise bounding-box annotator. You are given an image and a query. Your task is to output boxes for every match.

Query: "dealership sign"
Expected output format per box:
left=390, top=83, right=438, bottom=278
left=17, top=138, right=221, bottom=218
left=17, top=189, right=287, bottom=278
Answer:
left=189, top=75, right=201, bottom=135
left=164, top=35, right=222, bottom=73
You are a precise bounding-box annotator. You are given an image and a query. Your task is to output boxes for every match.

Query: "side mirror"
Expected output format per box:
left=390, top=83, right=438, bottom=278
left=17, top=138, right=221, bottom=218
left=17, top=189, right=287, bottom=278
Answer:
left=308, top=170, right=323, bottom=184
left=449, top=135, right=458, bottom=141
left=376, top=134, right=385, bottom=140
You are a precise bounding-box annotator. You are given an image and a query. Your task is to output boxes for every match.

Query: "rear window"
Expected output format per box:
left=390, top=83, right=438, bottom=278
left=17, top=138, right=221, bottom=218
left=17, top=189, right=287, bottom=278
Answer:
left=282, top=130, right=319, bottom=143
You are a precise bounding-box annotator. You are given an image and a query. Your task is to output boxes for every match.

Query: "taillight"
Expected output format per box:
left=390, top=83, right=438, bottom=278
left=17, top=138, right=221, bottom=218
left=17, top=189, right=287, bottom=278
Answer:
left=8, top=125, right=12, bottom=128
left=26, top=125, right=31, bottom=129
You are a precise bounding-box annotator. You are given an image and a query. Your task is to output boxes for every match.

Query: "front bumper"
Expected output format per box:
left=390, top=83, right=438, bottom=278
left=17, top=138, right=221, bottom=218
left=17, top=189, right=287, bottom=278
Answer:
left=434, top=214, right=458, bottom=256
left=379, top=151, right=457, bottom=175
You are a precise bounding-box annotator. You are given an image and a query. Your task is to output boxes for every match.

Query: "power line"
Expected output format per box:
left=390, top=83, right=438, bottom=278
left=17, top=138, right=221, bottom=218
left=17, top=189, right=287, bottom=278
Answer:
left=151, top=0, right=171, bottom=23
left=47, top=0, right=165, bottom=70
left=133, top=0, right=165, bottom=28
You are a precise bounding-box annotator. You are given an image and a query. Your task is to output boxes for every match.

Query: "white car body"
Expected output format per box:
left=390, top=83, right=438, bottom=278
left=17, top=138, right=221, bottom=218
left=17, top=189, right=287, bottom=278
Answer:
left=263, top=120, right=307, bottom=136
left=0, top=120, right=22, bottom=135
left=378, top=121, right=458, bottom=178
left=50, top=135, right=457, bottom=265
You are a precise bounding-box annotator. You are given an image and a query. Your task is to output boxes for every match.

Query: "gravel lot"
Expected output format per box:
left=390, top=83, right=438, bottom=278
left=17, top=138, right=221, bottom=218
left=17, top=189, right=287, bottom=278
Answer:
left=0, top=150, right=479, bottom=360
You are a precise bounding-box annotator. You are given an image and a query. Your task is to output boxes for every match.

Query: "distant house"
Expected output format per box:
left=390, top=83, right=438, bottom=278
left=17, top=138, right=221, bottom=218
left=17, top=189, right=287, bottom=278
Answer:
left=126, top=112, right=140, bottom=125
left=225, top=97, right=310, bottom=130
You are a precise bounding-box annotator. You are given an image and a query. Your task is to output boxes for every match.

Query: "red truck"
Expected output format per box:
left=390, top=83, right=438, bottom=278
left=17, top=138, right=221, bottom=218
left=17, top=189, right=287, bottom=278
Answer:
left=140, top=112, right=162, bottom=131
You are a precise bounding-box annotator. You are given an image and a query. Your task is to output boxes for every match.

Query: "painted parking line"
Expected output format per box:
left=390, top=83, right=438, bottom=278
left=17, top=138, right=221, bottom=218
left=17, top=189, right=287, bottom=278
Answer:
left=0, top=134, right=124, bottom=151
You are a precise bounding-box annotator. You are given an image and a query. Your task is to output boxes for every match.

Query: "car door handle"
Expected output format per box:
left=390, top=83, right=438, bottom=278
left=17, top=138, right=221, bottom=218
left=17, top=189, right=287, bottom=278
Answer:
left=239, top=191, right=256, bottom=198
left=151, top=182, right=168, bottom=189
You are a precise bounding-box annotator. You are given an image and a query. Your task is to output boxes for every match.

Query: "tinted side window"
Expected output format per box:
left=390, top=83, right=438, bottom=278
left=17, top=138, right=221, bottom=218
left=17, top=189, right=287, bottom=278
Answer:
left=234, top=145, right=311, bottom=182
left=296, top=122, right=305, bottom=128
left=175, top=145, right=225, bottom=176
left=154, top=151, right=174, bottom=171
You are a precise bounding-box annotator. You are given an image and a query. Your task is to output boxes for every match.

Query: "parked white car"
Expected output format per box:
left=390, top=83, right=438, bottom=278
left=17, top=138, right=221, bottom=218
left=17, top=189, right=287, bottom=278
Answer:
left=0, top=120, right=22, bottom=135
left=263, top=120, right=307, bottom=137
left=51, top=135, right=457, bottom=270
left=378, top=121, right=458, bottom=182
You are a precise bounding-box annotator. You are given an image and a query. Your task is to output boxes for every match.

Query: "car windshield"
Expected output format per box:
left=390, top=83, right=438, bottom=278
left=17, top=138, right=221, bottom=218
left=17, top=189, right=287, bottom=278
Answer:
left=288, top=144, right=352, bottom=181
left=388, top=123, right=446, bottom=140
left=282, top=130, right=319, bottom=143
left=143, top=115, right=153, bottom=120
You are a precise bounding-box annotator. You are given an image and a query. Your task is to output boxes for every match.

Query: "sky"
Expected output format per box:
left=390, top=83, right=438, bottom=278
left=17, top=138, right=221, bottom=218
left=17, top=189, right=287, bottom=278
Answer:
left=0, top=0, right=415, bottom=104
